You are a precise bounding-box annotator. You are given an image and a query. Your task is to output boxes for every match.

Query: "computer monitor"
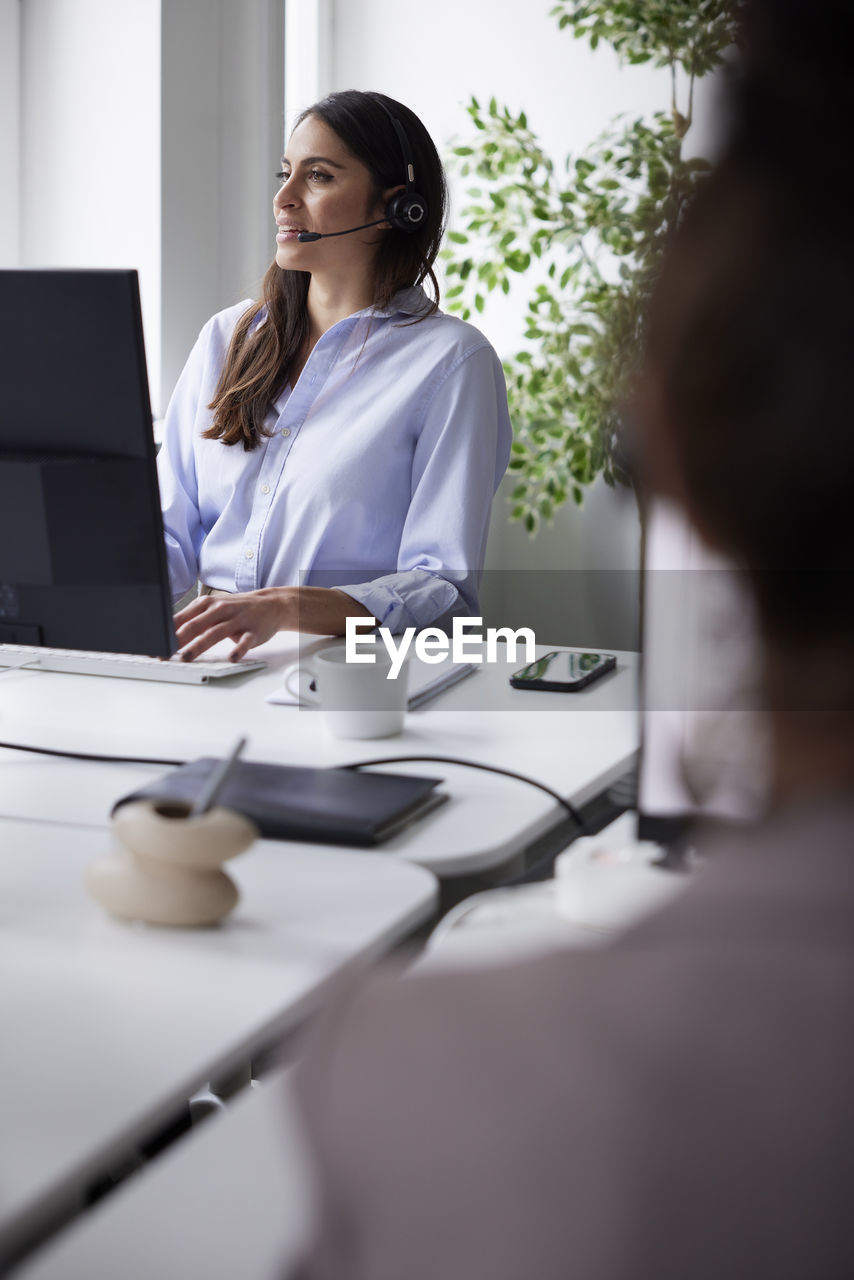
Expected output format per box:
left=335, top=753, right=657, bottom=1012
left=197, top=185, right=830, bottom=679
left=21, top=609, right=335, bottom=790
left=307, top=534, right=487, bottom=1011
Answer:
left=0, top=269, right=176, bottom=656
left=636, top=498, right=767, bottom=844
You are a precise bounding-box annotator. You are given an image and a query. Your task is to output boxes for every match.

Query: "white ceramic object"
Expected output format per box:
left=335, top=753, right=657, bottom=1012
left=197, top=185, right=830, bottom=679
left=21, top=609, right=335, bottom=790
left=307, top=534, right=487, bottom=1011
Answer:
left=285, top=644, right=409, bottom=739
left=86, top=799, right=258, bottom=927
left=553, top=835, right=686, bottom=932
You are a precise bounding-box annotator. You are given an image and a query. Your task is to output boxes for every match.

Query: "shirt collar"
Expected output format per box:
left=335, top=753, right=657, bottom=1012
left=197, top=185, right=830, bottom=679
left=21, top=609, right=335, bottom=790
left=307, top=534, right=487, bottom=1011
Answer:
left=367, top=285, right=435, bottom=320
left=257, top=285, right=434, bottom=331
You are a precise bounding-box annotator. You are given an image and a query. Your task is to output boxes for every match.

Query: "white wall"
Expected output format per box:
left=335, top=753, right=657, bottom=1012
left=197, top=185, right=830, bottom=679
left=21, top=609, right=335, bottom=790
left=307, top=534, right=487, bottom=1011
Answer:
left=285, top=0, right=332, bottom=130
left=327, top=0, right=719, bottom=647
left=160, top=0, right=285, bottom=410
left=0, top=0, right=21, bottom=266
left=19, top=0, right=162, bottom=400
left=12, top=0, right=284, bottom=417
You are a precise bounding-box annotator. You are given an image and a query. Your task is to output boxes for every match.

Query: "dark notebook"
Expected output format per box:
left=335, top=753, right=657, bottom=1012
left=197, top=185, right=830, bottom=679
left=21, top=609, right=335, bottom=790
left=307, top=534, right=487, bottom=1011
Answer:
left=112, top=758, right=447, bottom=847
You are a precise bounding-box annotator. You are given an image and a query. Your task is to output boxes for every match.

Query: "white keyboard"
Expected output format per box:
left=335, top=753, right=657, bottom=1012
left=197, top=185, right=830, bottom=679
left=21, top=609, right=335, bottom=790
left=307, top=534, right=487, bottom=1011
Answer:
left=0, top=644, right=266, bottom=685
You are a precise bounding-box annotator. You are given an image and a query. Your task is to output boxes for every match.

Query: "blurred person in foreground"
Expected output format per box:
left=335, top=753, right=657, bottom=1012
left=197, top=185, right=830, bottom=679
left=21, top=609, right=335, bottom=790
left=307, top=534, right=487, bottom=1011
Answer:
left=288, top=3, right=854, bottom=1276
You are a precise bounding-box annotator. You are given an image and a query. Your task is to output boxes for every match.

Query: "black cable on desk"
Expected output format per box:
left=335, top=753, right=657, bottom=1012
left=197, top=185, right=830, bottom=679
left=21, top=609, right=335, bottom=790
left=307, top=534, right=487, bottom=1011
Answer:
left=339, top=753, right=589, bottom=834
left=0, top=743, right=589, bottom=839
left=0, top=740, right=184, bottom=767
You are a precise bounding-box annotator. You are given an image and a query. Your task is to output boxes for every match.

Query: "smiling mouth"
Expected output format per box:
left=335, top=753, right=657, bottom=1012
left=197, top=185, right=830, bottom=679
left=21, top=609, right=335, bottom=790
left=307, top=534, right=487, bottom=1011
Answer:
left=276, top=225, right=305, bottom=239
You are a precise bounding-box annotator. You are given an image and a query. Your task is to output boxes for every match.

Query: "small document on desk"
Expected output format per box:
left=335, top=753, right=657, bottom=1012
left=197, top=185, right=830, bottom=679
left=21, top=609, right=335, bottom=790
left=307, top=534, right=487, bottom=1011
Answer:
left=266, top=657, right=478, bottom=710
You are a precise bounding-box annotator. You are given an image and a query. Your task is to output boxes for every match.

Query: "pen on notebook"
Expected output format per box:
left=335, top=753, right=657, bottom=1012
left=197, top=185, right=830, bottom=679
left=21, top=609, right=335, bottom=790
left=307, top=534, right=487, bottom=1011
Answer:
left=190, top=735, right=247, bottom=817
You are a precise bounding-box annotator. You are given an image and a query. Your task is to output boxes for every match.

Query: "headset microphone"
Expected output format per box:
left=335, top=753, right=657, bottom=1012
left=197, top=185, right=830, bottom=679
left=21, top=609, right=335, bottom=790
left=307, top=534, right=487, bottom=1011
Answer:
left=297, top=219, right=388, bottom=243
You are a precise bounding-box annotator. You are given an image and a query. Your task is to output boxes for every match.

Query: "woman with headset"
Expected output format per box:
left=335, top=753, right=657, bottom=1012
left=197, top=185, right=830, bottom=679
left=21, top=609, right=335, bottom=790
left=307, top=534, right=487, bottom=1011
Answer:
left=157, top=90, right=512, bottom=662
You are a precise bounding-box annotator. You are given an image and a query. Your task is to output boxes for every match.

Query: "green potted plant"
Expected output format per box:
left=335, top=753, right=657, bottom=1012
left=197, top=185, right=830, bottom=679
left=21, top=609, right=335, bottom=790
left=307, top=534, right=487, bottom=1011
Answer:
left=443, top=0, right=742, bottom=533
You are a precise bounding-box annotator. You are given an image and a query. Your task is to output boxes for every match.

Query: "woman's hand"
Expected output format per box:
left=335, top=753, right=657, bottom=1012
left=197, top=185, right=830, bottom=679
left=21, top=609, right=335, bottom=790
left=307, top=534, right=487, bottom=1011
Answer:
left=174, top=587, right=373, bottom=661
left=174, top=588, right=289, bottom=662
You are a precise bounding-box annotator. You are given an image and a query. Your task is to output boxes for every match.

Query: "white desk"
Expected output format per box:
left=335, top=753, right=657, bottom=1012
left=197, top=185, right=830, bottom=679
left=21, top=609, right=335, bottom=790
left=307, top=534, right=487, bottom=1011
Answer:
left=0, top=816, right=436, bottom=1271
left=12, top=819, right=690, bottom=1280
left=0, top=640, right=637, bottom=1268
left=16, top=1070, right=313, bottom=1280
left=0, top=640, right=639, bottom=876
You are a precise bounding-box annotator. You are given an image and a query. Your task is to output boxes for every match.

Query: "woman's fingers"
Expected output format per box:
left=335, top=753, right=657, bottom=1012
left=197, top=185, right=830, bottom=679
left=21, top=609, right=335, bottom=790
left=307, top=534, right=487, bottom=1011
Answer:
left=175, top=595, right=282, bottom=659
left=179, top=618, right=246, bottom=660
left=173, top=595, right=219, bottom=628
left=229, top=631, right=257, bottom=662
left=175, top=600, right=230, bottom=643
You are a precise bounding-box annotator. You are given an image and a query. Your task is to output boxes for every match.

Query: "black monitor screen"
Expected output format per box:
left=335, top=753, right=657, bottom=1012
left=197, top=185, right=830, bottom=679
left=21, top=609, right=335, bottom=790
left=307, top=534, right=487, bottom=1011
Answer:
left=0, top=269, right=176, bottom=656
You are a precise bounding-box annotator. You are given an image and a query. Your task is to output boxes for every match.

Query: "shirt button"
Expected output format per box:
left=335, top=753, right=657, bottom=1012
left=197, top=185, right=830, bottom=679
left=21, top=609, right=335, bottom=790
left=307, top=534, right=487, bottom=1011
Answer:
left=281, top=427, right=291, bottom=438
left=260, top=484, right=271, bottom=495
left=244, top=549, right=255, bottom=560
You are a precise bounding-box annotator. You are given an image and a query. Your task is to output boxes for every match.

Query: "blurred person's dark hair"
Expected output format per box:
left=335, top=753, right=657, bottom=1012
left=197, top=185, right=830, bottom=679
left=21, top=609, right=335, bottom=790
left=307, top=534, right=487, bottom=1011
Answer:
left=642, top=0, right=854, bottom=715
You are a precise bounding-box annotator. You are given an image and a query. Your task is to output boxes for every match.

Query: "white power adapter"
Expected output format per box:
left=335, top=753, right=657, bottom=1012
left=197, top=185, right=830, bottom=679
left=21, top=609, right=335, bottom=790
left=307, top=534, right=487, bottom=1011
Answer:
left=554, top=833, right=688, bottom=933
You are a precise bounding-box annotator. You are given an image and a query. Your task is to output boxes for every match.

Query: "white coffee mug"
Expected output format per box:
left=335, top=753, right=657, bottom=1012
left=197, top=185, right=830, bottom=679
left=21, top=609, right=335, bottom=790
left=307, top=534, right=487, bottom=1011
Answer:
left=284, top=644, right=409, bottom=739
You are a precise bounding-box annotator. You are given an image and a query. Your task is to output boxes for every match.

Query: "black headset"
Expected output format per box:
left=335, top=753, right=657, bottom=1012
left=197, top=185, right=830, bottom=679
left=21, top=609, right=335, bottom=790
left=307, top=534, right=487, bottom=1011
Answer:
left=369, top=94, right=429, bottom=233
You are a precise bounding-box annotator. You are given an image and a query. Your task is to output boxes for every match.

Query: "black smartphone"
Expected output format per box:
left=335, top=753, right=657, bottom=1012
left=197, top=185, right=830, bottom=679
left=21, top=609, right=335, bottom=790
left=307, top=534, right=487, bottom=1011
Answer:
left=509, top=650, right=617, bottom=692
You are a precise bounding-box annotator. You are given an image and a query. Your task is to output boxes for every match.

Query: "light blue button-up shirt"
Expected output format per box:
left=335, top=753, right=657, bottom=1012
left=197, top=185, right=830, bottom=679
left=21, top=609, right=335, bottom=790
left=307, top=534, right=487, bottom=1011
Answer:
left=157, top=287, right=512, bottom=631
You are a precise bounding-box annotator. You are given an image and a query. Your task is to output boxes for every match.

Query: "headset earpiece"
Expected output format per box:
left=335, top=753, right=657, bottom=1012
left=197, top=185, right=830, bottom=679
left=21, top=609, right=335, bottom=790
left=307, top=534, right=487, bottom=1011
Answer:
left=370, top=94, right=429, bottom=234
left=385, top=190, right=429, bottom=233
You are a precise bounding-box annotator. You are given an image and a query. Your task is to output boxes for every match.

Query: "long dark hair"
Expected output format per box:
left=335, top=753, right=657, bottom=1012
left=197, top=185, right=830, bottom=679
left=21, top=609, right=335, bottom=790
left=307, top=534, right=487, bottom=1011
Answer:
left=205, top=90, right=448, bottom=449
